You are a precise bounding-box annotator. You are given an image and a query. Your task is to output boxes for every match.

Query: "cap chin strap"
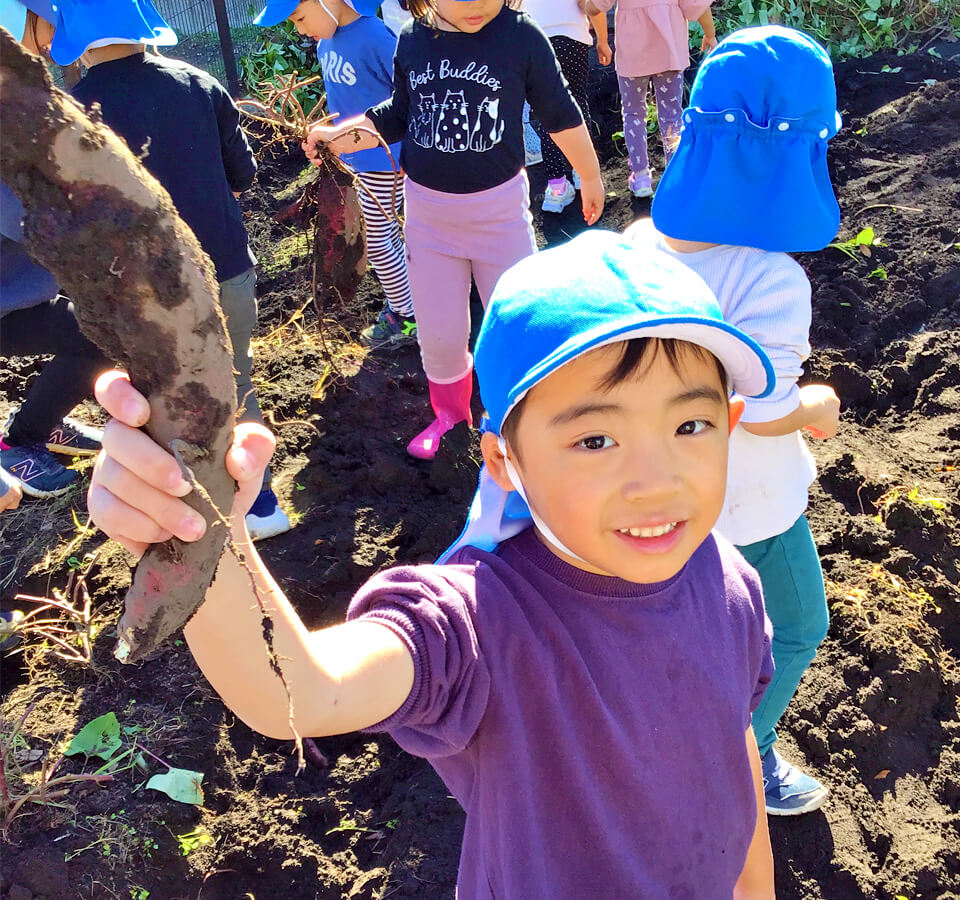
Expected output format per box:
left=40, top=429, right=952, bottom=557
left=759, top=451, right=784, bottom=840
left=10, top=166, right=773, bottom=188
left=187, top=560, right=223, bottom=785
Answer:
left=315, top=0, right=338, bottom=25
left=498, top=437, right=590, bottom=566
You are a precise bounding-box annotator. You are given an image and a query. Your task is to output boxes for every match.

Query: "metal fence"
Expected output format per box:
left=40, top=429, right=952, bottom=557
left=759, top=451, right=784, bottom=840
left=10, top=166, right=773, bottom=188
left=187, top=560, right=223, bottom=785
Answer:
left=153, top=0, right=259, bottom=94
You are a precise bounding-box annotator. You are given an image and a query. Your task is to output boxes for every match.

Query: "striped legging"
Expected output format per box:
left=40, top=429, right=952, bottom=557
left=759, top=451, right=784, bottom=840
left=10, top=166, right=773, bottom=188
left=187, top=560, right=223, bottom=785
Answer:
left=355, top=170, right=414, bottom=318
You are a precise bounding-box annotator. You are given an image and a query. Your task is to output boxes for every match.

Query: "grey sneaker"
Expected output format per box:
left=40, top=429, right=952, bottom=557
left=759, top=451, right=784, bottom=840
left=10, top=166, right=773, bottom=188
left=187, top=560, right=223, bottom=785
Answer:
left=541, top=177, right=576, bottom=214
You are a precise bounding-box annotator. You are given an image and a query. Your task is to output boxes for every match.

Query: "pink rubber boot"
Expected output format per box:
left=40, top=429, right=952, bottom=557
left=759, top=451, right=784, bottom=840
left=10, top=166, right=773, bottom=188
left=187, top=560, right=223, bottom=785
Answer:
left=407, top=371, right=474, bottom=460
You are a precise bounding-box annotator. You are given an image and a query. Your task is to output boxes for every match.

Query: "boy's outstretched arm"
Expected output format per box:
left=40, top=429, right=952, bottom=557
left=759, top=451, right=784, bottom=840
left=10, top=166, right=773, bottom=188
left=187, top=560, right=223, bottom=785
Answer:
left=548, top=124, right=605, bottom=225
left=89, top=372, right=414, bottom=740
left=740, top=384, right=840, bottom=439
left=734, top=728, right=776, bottom=900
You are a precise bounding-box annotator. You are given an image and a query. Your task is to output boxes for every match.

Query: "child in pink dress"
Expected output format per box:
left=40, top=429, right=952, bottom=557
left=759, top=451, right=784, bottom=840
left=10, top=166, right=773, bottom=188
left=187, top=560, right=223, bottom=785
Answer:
left=588, top=0, right=717, bottom=197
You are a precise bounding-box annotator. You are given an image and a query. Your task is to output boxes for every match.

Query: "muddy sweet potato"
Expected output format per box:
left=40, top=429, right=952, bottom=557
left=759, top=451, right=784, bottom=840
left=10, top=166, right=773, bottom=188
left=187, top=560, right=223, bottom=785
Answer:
left=0, top=30, right=237, bottom=663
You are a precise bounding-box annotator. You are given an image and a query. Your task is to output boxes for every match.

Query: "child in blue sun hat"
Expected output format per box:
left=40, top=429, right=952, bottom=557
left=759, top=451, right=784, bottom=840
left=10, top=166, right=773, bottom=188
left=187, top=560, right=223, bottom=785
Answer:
left=49, top=0, right=175, bottom=64
left=58, top=0, right=290, bottom=540
left=87, top=229, right=777, bottom=897
left=0, top=0, right=114, bottom=502
left=253, top=0, right=416, bottom=347
left=631, top=24, right=843, bottom=816
left=652, top=24, right=841, bottom=251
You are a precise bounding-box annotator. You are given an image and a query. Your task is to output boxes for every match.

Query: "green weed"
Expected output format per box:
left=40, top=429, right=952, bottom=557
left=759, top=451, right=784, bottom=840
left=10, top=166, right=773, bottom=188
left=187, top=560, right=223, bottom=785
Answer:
left=827, top=226, right=884, bottom=260
left=710, top=0, right=960, bottom=59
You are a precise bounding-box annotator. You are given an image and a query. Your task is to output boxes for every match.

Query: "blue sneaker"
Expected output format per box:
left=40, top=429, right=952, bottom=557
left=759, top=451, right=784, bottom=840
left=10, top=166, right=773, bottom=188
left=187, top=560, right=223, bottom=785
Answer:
left=3, top=408, right=102, bottom=457
left=361, top=304, right=417, bottom=347
left=245, top=488, right=292, bottom=542
left=46, top=417, right=103, bottom=457
left=761, top=747, right=828, bottom=816
left=0, top=443, right=77, bottom=498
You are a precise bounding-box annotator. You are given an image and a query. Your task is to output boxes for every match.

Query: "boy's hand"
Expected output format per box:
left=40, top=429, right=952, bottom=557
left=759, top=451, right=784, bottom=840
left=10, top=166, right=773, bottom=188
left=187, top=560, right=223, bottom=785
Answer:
left=88, top=370, right=275, bottom=558
left=800, top=384, right=841, bottom=439
left=580, top=175, right=605, bottom=225
left=596, top=39, right=612, bottom=66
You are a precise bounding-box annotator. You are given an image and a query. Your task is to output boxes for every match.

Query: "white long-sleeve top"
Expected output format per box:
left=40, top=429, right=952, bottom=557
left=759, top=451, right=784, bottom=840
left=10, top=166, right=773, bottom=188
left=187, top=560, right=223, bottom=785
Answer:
left=626, top=218, right=817, bottom=546
left=522, top=0, right=593, bottom=44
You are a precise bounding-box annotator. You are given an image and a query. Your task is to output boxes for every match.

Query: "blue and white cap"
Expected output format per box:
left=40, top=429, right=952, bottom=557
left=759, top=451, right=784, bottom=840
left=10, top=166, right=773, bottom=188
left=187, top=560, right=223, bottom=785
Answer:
left=50, top=0, right=176, bottom=65
left=439, top=230, right=775, bottom=563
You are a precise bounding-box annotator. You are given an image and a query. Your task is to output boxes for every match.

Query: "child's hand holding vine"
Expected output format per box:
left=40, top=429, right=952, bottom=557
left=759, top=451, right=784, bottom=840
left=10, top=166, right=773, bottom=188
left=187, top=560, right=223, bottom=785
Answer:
left=303, top=115, right=381, bottom=164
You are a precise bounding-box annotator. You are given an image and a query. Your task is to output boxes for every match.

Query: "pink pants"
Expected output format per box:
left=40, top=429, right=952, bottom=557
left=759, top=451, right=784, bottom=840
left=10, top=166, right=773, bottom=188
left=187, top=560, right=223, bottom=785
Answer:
left=404, top=171, right=537, bottom=382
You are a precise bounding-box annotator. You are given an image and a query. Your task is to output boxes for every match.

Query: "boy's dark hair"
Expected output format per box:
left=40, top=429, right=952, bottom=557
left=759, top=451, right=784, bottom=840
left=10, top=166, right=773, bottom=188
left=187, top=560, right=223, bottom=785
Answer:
left=501, top=337, right=729, bottom=449
left=406, top=0, right=522, bottom=23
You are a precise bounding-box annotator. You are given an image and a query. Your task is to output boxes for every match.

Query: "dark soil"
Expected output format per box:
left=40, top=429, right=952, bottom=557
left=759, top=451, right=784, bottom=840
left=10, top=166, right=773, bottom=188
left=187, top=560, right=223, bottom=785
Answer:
left=2, top=48, right=960, bottom=900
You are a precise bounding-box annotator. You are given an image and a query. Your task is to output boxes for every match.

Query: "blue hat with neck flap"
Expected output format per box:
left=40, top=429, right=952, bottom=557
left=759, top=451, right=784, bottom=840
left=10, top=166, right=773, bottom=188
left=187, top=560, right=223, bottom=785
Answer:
left=439, top=230, right=775, bottom=563
left=50, top=0, right=176, bottom=65
left=652, top=25, right=842, bottom=253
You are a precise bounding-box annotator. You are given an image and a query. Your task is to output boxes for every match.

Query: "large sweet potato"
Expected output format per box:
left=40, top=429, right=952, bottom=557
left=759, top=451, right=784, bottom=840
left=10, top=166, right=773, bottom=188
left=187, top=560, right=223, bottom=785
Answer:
left=0, top=30, right=237, bottom=663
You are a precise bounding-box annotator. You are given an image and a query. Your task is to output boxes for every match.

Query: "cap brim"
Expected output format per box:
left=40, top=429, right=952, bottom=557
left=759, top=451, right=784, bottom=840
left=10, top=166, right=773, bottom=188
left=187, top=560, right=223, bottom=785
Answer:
left=498, top=316, right=775, bottom=433
left=253, top=0, right=299, bottom=25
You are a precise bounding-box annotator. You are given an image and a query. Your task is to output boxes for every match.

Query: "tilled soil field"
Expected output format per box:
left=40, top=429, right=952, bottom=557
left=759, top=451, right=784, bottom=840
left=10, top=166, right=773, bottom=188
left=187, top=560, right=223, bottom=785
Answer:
left=1, top=47, right=959, bottom=900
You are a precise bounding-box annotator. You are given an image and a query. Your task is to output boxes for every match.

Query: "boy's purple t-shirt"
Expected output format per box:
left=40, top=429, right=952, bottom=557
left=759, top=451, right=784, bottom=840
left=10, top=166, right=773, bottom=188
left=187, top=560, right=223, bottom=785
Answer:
left=347, top=528, right=773, bottom=899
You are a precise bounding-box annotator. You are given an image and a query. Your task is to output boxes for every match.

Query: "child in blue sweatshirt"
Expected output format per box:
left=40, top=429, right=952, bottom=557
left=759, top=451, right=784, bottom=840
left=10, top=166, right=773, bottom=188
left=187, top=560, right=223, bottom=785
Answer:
left=255, top=0, right=415, bottom=346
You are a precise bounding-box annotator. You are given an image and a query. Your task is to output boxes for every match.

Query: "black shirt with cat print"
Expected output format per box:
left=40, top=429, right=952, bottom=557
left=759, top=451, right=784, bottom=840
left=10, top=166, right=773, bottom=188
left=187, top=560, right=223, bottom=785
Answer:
left=367, top=7, right=583, bottom=194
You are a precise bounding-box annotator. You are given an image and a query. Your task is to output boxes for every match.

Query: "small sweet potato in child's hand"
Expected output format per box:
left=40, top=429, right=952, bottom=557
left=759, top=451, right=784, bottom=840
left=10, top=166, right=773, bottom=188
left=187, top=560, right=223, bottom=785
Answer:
left=0, top=31, right=238, bottom=662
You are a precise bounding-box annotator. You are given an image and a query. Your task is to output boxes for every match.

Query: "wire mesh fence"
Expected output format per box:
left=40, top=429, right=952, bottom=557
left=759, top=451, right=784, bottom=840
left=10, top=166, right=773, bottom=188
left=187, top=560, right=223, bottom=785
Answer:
left=153, top=0, right=259, bottom=91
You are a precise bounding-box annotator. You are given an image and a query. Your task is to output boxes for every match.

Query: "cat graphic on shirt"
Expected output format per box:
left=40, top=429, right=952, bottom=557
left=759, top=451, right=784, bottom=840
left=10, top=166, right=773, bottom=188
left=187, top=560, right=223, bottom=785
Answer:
left=434, top=90, right=471, bottom=152
left=469, top=96, right=504, bottom=152
left=409, top=92, right=438, bottom=149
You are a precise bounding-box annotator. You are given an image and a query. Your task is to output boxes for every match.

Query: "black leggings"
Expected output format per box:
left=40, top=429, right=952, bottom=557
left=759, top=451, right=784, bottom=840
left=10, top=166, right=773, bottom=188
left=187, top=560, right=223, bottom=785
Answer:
left=1, top=297, right=109, bottom=446
left=533, top=35, right=592, bottom=182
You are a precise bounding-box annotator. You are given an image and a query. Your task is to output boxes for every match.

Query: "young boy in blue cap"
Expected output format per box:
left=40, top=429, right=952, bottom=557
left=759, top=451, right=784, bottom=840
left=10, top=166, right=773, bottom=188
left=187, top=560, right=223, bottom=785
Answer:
left=630, top=24, right=843, bottom=815
left=254, top=0, right=416, bottom=345
left=88, top=230, right=777, bottom=898
left=54, top=0, right=290, bottom=540
left=0, top=0, right=112, bottom=500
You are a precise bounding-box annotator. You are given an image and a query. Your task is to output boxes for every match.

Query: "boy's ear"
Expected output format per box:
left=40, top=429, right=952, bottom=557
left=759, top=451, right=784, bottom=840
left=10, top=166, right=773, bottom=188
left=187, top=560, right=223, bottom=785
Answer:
left=728, top=397, right=745, bottom=434
left=480, top=431, right=516, bottom=492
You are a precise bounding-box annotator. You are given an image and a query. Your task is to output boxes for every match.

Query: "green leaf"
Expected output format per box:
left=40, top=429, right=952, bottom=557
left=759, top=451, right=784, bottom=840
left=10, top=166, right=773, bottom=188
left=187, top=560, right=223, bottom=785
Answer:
left=66, top=713, right=123, bottom=761
left=146, top=768, right=205, bottom=805
left=864, top=0, right=882, bottom=10
left=856, top=227, right=875, bottom=245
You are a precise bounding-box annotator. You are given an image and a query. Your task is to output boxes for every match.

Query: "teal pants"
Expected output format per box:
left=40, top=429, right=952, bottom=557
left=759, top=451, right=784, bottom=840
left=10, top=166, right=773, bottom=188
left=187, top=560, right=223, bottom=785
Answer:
left=738, top=514, right=829, bottom=757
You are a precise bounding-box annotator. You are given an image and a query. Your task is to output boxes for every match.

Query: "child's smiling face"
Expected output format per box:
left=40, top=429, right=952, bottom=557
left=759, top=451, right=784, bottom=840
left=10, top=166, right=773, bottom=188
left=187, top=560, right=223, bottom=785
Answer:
left=483, top=340, right=744, bottom=584
left=289, top=0, right=342, bottom=41
left=434, top=0, right=504, bottom=32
